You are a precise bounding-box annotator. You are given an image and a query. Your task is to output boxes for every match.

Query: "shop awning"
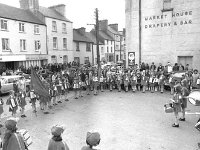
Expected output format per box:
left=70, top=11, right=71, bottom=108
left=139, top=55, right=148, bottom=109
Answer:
left=0, top=55, right=26, bottom=62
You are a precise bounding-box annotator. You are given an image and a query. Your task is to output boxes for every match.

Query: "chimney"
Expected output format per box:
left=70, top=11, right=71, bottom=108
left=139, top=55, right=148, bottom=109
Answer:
left=19, top=0, right=29, bottom=9
left=109, top=24, right=118, bottom=31
left=19, top=0, right=39, bottom=14
left=99, top=20, right=108, bottom=31
left=49, top=4, right=66, bottom=17
left=77, top=27, right=86, bottom=35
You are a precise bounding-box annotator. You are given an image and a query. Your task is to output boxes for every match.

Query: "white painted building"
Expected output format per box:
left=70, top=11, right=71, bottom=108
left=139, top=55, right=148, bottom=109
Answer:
left=0, top=3, right=47, bottom=70
left=20, top=0, right=73, bottom=64
left=125, top=0, right=200, bottom=70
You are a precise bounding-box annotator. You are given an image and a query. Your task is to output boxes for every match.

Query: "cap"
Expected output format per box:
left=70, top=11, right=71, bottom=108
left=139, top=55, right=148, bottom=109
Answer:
left=51, top=124, right=66, bottom=136
left=86, top=132, right=100, bottom=146
left=5, top=117, right=19, bottom=131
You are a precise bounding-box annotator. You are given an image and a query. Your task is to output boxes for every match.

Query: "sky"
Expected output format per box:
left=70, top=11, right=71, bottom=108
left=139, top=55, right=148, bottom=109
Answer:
left=0, top=0, right=125, bottom=31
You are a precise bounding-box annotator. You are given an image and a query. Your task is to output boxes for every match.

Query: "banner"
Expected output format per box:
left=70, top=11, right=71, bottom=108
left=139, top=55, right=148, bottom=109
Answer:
left=31, top=67, right=50, bottom=99
left=128, top=52, right=135, bottom=66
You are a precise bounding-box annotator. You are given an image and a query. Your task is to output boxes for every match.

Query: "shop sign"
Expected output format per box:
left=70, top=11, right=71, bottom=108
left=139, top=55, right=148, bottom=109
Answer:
left=128, top=52, right=135, bottom=66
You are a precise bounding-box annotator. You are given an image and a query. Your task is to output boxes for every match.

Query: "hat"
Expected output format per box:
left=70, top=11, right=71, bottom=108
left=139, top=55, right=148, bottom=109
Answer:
left=5, top=117, right=19, bottom=131
left=86, top=132, right=100, bottom=146
left=51, top=124, right=66, bottom=136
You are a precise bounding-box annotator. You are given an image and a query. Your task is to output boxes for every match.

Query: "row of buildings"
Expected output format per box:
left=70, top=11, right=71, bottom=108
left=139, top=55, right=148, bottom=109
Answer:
left=0, top=0, right=125, bottom=70
left=125, top=0, right=200, bottom=70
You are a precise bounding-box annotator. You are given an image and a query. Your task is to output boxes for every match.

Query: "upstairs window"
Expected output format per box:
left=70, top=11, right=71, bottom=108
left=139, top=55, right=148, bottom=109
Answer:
left=86, top=43, right=91, bottom=52
left=63, top=38, right=67, bottom=49
left=35, top=40, right=41, bottom=51
left=163, top=0, right=172, bottom=11
left=76, top=42, right=80, bottom=51
left=62, top=23, right=67, bottom=33
left=52, top=21, right=57, bottom=32
left=53, top=37, right=58, bottom=49
left=34, top=25, right=40, bottom=34
left=1, top=20, right=8, bottom=31
left=19, top=23, right=25, bottom=32
left=20, top=39, right=26, bottom=51
left=2, top=38, right=10, bottom=51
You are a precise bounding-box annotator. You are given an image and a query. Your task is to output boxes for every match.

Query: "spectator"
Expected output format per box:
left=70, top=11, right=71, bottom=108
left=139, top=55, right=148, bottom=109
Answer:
left=178, top=63, right=184, bottom=71
left=2, top=117, right=27, bottom=150
left=185, top=64, right=192, bottom=72
left=81, top=132, right=101, bottom=150
left=192, top=69, right=199, bottom=89
left=173, top=63, right=179, bottom=72
left=157, top=63, right=164, bottom=72
left=150, top=62, right=156, bottom=71
left=145, top=63, right=149, bottom=70
left=140, top=62, right=146, bottom=71
left=47, top=124, right=69, bottom=150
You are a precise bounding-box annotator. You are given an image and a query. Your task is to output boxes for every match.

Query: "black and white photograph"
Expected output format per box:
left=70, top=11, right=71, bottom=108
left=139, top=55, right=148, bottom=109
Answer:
left=0, top=0, right=200, bottom=149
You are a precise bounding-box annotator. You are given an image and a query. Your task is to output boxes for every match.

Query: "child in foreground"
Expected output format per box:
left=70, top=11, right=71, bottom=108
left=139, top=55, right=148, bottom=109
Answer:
left=81, top=132, right=101, bottom=150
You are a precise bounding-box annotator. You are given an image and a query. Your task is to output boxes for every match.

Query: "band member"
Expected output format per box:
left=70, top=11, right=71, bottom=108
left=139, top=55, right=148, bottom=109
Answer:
left=149, top=74, right=155, bottom=93
left=64, top=78, right=69, bottom=101
left=73, top=73, right=79, bottom=99
left=136, top=71, right=141, bottom=91
left=169, top=73, right=175, bottom=95
left=0, top=98, right=4, bottom=127
left=116, top=72, right=123, bottom=92
left=124, top=72, right=129, bottom=92
left=100, top=74, right=104, bottom=92
left=85, top=75, right=91, bottom=95
left=79, top=75, right=83, bottom=97
left=52, top=83, right=58, bottom=105
left=180, top=79, right=190, bottom=121
left=141, top=71, right=148, bottom=93
left=171, top=84, right=182, bottom=127
left=89, top=71, right=94, bottom=91
left=159, top=72, right=165, bottom=93
left=93, top=73, right=99, bottom=95
left=154, top=75, right=159, bottom=92
left=30, top=89, right=37, bottom=113
left=6, top=91, right=18, bottom=117
left=18, top=91, right=27, bottom=118
left=130, top=72, right=137, bottom=92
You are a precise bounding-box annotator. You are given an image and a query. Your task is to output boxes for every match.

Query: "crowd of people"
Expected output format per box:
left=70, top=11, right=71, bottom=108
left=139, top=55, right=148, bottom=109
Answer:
left=0, top=61, right=200, bottom=149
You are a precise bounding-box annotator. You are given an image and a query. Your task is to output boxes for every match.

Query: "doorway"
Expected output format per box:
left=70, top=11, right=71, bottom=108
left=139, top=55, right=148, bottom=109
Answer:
left=177, top=56, right=193, bottom=68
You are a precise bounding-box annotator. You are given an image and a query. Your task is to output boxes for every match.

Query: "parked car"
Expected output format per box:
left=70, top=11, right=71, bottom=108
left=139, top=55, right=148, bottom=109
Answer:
left=164, top=71, right=186, bottom=90
left=0, top=75, right=30, bottom=95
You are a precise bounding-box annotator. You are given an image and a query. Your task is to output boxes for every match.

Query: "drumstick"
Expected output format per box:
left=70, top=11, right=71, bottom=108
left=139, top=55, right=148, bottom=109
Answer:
left=185, top=112, right=200, bottom=115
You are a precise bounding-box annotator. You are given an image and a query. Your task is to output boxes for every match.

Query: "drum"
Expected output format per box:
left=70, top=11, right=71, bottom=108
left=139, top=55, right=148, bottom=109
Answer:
left=164, top=103, right=174, bottom=113
left=195, top=121, right=200, bottom=132
left=188, top=90, right=200, bottom=106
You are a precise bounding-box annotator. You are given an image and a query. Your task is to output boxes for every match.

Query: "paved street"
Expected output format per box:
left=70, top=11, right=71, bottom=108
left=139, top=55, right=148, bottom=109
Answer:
left=0, top=90, right=200, bottom=150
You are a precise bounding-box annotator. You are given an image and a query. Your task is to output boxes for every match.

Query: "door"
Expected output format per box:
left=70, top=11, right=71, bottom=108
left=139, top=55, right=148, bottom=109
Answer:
left=178, top=56, right=193, bottom=68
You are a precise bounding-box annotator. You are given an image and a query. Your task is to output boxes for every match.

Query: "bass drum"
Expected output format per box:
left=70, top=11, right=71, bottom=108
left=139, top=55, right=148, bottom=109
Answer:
left=188, top=90, right=200, bottom=106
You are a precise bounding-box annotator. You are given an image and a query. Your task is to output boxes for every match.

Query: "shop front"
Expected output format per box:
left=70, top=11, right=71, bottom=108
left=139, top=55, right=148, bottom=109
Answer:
left=25, top=54, right=48, bottom=68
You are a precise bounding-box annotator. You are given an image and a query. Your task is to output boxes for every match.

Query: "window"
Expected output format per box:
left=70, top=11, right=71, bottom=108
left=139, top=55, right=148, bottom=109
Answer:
left=2, top=38, right=10, bottom=51
left=29, top=0, right=33, bottom=8
left=52, top=21, right=57, bottom=32
left=1, top=20, right=8, bottom=30
left=116, top=45, right=119, bottom=50
left=63, top=38, right=67, bottom=49
left=76, top=42, right=80, bottom=51
left=107, top=46, right=109, bottom=53
left=163, top=0, right=172, bottom=11
left=84, top=57, right=89, bottom=64
left=53, top=37, right=58, bottom=49
left=62, top=23, right=67, bottom=33
left=35, top=40, right=41, bottom=51
left=34, top=25, right=40, bottom=34
left=19, top=23, right=25, bottom=32
left=63, top=55, right=68, bottom=64
left=101, top=47, right=104, bottom=54
left=86, top=43, right=91, bottom=51
left=51, top=55, right=57, bottom=64
left=111, top=47, right=113, bottom=53
left=20, top=39, right=26, bottom=51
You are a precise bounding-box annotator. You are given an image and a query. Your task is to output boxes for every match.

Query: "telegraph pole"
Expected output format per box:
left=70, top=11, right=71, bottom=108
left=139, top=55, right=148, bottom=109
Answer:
left=95, top=8, right=101, bottom=80
left=139, top=0, right=142, bottom=65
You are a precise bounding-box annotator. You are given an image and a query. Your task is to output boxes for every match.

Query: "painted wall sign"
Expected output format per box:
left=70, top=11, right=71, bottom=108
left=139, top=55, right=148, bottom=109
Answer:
left=128, top=52, right=135, bottom=66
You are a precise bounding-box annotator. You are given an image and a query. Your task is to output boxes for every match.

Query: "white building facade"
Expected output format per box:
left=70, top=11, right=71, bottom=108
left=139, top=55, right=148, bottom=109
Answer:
left=125, top=0, right=200, bottom=70
left=0, top=3, right=47, bottom=70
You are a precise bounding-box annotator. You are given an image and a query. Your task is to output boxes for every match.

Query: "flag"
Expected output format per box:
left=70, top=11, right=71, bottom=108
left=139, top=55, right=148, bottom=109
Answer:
left=31, top=67, right=50, bottom=99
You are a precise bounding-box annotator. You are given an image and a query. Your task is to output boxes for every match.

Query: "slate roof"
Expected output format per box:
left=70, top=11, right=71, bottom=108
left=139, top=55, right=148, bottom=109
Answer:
left=108, top=26, right=120, bottom=35
left=39, top=6, right=72, bottom=23
left=0, top=3, right=45, bottom=25
left=99, top=30, right=114, bottom=41
left=85, top=32, right=103, bottom=45
left=73, top=29, right=93, bottom=43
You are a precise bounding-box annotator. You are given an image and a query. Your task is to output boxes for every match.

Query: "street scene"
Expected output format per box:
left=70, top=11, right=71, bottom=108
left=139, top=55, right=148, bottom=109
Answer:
left=1, top=0, right=200, bottom=150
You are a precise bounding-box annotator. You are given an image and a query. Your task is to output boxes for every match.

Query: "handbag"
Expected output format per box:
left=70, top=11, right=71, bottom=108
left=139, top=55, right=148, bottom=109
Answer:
left=164, top=103, right=174, bottom=113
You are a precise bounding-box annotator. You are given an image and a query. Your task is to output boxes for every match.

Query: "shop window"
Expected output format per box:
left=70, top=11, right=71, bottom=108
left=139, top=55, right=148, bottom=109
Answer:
left=63, top=55, right=68, bottom=64
left=74, top=57, right=80, bottom=63
left=51, top=55, right=57, bottom=64
left=2, top=38, right=10, bottom=51
left=84, top=57, right=89, bottom=64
